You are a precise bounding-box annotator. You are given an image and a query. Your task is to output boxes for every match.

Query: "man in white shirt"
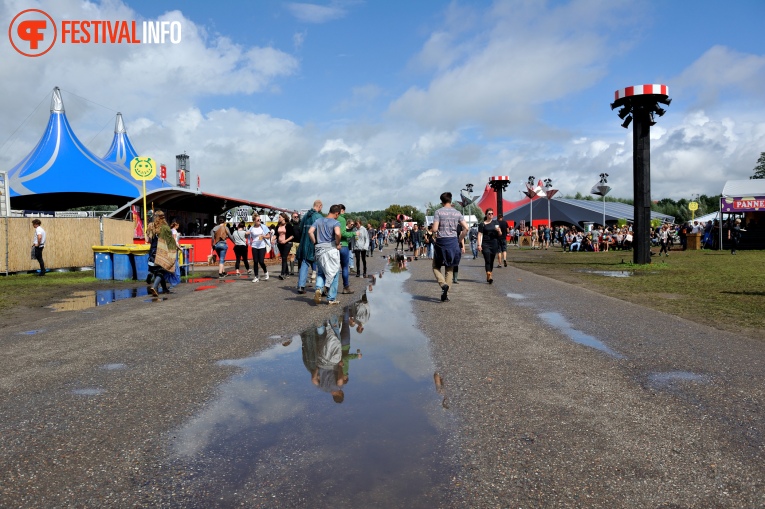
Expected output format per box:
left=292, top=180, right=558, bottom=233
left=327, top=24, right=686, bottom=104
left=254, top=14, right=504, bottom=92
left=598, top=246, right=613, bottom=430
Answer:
left=31, top=219, right=46, bottom=276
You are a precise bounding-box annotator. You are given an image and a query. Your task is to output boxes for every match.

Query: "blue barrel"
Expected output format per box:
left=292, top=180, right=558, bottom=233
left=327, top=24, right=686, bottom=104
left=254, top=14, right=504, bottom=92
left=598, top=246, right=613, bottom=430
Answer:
left=94, top=252, right=113, bottom=280
left=134, top=253, right=149, bottom=281
left=112, top=250, right=134, bottom=280
left=180, top=247, right=190, bottom=275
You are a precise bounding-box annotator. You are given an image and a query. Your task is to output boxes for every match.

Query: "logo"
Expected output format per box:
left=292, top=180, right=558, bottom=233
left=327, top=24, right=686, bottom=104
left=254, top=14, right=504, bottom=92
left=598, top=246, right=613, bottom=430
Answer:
left=9, top=9, right=57, bottom=57
left=130, top=157, right=157, bottom=181
left=9, top=10, right=182, bottom=57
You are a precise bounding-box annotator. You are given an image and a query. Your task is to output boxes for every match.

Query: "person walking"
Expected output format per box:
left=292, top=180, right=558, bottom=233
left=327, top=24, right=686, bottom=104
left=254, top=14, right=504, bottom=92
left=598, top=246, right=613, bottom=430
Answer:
left=658, top=223, right=670, bottom=257
left=309, top=204, right=342, bottom=305
left=145, top=210, right=179, bottom=296
left=477, top=208, right=501, bottom=284
left=248, top=216, right=272, bottom=282
left=468, top=224, right=478, bottom=259
left=337, top=205, right=355, bottom=294
left=496, top=214, right=509, bottom=266
left=367, top=224, right=376, bottom=257
left=275, top=213, right=296, bottom=280
left=296, top=200, right=323, bottom=294
left=232, top=222, right=251, bottom=275
left=729, top=218, right=744, bottom=254
left=353, top=220, right=369, bottom=278
left=211, top=216, right=234, bottom=278
left=31, top=219, right=46, bottom=276
left=431, top=192, right=468, bottom=302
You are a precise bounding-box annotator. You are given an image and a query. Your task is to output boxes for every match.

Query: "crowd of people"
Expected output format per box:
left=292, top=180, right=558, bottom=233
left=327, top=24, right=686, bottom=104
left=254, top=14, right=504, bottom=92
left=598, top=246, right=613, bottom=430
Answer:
left=140, top=196, right=750, bottom=303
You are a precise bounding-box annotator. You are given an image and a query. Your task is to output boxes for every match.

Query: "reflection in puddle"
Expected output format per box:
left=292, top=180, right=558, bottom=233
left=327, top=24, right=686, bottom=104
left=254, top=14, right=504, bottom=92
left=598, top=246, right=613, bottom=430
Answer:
left=19, top=329, right=45, bottom=335
left=506, top=293, right=526, bottom=300
left=48, top=288, right=150, bottom=312
left=71, top=388, right=105, bottom=396
left=172, top=271, right=452, bottom=507
left=581, top=270, right=633, bottom=278
left=539, top=312, right=625, bottom=359
left=647, top=371, right=708, bottom=388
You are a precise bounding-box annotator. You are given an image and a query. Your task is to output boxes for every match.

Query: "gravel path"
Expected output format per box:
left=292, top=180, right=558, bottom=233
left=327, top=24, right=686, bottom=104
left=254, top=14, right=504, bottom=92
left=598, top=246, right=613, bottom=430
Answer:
left=0, top=252, right=762, bottom=508
left=405, top=254, right=764, bottom=508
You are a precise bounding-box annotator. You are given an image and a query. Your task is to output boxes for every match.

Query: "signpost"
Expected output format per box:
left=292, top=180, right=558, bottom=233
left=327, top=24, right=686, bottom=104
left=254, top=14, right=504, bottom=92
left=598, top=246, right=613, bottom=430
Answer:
left=688, top=201, right=698, bottom=221
left=130, top=157, right=157, bottom=231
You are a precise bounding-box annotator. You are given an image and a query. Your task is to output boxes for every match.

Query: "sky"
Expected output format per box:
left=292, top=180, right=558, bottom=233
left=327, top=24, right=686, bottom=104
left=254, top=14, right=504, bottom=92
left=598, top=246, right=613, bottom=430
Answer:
left=2, top=0, right=764, bottom=212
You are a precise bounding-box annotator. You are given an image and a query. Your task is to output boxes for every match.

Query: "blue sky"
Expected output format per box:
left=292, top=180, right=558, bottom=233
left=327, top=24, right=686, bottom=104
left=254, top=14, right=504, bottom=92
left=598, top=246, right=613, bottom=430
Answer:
left=2, top=0, right=765, bottom=211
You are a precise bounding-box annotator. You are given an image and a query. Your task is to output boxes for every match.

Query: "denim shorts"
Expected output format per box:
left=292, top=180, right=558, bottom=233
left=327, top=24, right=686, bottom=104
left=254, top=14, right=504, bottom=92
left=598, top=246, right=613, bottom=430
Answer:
left=214, top=241, right=228, bottom=261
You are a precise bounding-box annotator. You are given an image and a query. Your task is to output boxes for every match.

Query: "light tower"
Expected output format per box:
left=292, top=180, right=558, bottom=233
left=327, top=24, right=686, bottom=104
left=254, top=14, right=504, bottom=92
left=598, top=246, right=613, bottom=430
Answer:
left=489, top=176, right=511, bottom=216
left=591, top=173, right=611, bottom=229
left=611, top=84, right=671, bottom=264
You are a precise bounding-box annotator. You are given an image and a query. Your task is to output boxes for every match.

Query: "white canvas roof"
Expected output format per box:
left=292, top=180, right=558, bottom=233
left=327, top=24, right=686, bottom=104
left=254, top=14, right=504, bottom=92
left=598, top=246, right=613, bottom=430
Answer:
left=722, top=179, right=765, bottom=198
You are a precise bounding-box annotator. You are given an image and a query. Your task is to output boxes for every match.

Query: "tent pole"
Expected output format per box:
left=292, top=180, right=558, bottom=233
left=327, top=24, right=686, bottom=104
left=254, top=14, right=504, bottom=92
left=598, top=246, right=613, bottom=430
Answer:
left=718, top=197, right=723, bottom=251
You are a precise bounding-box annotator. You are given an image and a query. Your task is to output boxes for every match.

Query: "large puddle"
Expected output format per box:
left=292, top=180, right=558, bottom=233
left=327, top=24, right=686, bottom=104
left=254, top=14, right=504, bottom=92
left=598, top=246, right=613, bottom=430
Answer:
left=170, top=269, right=454, bottom=507
left=47, top=288, right=152, bottom=311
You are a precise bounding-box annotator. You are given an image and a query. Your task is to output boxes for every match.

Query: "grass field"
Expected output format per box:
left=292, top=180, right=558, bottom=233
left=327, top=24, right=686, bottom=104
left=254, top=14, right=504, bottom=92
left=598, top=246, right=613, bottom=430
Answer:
left=508, top=246, right=765, bottom=338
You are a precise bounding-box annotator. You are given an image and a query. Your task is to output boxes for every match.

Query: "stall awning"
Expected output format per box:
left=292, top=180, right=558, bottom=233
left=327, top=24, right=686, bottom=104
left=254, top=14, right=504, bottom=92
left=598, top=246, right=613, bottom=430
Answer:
left=721, top=179, right=765, bottom=212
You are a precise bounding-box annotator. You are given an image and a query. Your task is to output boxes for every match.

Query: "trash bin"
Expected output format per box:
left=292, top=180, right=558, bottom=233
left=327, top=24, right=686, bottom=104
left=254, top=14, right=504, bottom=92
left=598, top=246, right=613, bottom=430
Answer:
left=130, top=245, right=150, bottom=282
left=92, top=246, right=113, bottom=280
left=111, top=246, right=134, bottom=280
left=179, top=244, right=192, bottom=276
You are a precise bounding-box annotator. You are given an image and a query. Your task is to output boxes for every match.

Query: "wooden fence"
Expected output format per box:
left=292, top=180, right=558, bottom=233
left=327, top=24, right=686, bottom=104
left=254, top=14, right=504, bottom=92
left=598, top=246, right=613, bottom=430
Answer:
left=0, top=217, right=135, bottom=274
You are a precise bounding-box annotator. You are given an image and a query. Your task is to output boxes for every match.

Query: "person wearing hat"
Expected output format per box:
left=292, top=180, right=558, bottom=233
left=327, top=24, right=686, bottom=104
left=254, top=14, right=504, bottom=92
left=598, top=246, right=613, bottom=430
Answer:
left=729, top=218, right=745, bottom=255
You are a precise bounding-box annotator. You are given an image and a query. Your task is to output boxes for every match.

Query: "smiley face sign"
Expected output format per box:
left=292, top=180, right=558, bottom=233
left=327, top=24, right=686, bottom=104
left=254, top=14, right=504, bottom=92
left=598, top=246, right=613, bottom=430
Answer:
left=130, top=157, right=157, bottom=181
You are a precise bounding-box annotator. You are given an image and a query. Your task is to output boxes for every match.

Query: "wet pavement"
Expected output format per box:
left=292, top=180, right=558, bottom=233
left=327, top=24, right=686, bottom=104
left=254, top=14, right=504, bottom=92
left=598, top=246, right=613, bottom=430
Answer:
left=1, top=251, right=763, bottom=508
left=168, top=268, right=455, bottom=507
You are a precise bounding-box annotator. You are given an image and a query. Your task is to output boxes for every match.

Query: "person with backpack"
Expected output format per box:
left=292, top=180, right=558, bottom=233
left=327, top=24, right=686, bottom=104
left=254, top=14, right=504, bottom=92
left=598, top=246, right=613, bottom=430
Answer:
left=295, top=200, right=323, bottom=294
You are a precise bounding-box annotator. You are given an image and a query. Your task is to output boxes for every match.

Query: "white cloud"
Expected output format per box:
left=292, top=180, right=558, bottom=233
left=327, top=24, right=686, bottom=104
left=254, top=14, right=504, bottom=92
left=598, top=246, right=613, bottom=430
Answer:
left=390, top=0, right=638, bottom=134
left=3, top=0, right=765, bottom=215
left=285, top=2, right=346, bottom=24
left=672, top=46, right=765, bottom=108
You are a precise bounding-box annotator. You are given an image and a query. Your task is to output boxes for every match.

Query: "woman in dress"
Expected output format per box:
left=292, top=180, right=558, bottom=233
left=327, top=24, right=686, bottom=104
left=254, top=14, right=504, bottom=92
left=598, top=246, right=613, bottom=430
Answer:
left=145, top=210, right=180, bottom=296
left=248, top=216, right=272, bottom=282
left=275, top=212, right=296, bottom=280
left=477, top=208, right=501, bottom=284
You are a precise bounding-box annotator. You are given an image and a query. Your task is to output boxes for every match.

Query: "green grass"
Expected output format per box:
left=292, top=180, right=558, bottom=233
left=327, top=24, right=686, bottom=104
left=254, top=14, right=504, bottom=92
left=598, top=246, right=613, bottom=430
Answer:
left=510, top=248, right=765, bottom=337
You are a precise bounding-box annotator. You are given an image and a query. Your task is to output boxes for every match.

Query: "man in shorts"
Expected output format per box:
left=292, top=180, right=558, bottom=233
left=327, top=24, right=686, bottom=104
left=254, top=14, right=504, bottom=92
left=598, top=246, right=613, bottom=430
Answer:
left=496, top=214, right=509, bottom=267
left=431, top=192, right=468, bottom=302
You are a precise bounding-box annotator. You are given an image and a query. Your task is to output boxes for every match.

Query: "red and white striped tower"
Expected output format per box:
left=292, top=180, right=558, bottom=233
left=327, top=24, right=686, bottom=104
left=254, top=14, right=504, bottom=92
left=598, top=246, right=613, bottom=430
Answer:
left=488, top=176, right=511, bottom=216
left=611, top=84, right=671, bottom=264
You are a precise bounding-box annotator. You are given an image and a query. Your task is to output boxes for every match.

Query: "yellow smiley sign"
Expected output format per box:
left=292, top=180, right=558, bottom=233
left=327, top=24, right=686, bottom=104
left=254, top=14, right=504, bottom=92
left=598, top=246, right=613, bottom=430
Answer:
left=130, top=157, right=157, bottom=181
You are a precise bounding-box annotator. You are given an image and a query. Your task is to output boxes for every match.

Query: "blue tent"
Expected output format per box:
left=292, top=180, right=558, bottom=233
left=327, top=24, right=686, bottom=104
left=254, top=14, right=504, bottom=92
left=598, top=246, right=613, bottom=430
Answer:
left=103, top=112, right=139, bottom=169
left=7, top=87, right=160, bottom=210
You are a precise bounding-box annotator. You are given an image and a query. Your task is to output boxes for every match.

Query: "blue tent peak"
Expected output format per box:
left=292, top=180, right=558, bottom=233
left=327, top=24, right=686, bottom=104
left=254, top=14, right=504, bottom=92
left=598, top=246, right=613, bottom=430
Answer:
left=7, top=87, right=163, bottom=209
left=103, top=112, right=138, bottom=168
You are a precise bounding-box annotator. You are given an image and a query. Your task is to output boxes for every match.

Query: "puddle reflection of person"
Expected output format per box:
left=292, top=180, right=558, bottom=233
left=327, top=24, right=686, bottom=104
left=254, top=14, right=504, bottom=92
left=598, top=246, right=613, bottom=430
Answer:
left=434, top=372, right=449, bottom=409
left=350, top=294, right=370, bottom=334
left=338, top=309, right=362, bottom=384
left=313, top=321, right=345, bottom=403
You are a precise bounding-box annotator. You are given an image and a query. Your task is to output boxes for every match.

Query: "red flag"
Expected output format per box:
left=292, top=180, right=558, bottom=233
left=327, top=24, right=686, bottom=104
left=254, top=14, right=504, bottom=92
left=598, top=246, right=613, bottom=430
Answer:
left=160, top=164, right=166, bottom=180
left=197, top=175, right=200, bottom=188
